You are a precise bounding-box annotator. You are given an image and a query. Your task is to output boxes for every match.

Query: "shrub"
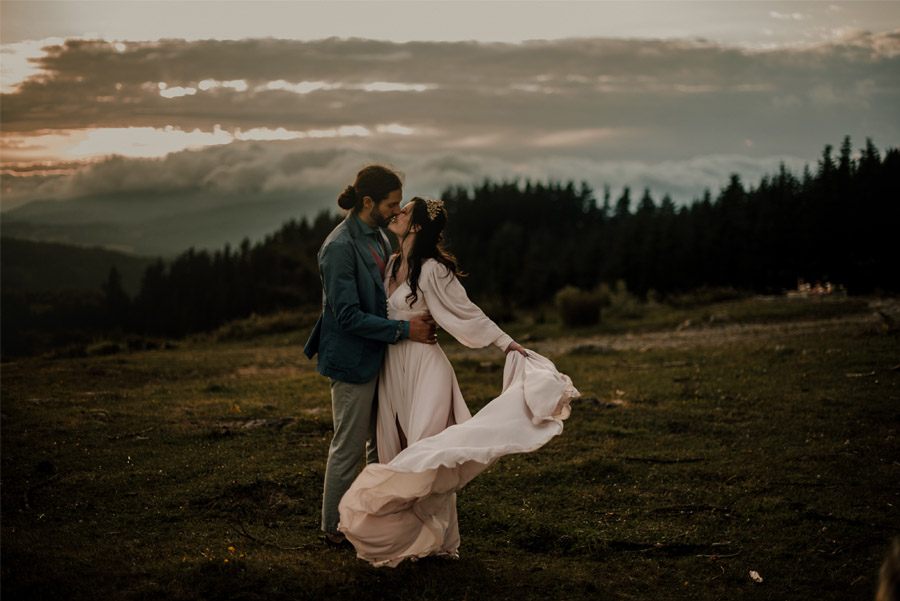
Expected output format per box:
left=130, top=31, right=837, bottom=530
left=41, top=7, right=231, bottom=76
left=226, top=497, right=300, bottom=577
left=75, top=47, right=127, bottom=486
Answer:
left=666, top=286, right=748, bottom=308
left=477, top=298, right=517, bottom=324
left=605, top=280, right=645, bottom=319
left=555, top=286, right=606, bottom=327
left=86, top=340, right=121, bottom=356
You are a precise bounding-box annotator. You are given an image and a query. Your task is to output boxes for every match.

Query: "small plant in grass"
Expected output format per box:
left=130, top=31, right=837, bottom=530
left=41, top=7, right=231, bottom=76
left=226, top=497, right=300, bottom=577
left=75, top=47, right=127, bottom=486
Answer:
left=604, top=280, right=645, bottom=320
left=555, top=285, right=610, bottom=327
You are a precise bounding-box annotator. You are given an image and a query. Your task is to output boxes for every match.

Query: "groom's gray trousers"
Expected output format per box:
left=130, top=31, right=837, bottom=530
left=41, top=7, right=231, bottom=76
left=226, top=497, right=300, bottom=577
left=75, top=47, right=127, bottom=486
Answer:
left=321, top=376, right=380, bottom=534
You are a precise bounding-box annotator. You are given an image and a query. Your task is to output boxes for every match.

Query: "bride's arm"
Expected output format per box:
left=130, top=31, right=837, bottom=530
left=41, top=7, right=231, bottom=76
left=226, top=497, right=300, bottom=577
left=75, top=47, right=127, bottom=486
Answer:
left=420, top=260, right=514, bottom=351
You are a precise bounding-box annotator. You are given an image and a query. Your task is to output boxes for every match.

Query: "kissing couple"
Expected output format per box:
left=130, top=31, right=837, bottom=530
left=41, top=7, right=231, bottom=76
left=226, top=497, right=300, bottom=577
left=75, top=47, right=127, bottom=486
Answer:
left=304, top=164, right=578, bottom=567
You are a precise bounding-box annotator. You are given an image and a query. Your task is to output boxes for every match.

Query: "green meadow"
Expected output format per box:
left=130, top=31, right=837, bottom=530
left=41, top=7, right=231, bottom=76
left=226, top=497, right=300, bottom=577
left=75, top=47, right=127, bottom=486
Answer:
left=2, top=296, right=898, bottom=600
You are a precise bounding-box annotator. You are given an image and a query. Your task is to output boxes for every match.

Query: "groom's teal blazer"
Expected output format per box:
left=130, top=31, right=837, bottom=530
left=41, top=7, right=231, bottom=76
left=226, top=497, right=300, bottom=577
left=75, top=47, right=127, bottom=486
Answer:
left=304, top=214, right=408, bottom=383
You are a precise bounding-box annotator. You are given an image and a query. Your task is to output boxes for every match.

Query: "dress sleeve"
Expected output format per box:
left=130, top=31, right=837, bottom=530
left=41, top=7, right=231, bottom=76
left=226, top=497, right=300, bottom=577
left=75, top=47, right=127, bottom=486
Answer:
left=420, top=260, right=513, bottom=351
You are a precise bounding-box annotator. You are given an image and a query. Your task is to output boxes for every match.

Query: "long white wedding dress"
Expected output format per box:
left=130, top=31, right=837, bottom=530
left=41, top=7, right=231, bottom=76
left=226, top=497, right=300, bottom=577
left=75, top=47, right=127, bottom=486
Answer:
left=338, top=258, right=578, bottom=567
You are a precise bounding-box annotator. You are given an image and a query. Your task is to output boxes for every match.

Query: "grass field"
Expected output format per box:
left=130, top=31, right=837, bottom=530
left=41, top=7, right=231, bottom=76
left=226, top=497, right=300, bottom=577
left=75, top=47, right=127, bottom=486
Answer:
left=2, top=296, right=898, bottom=600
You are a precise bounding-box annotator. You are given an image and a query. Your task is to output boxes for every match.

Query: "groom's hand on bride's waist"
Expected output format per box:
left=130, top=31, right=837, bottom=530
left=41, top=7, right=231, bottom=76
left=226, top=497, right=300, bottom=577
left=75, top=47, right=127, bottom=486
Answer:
left=408, top=314, right=438, bottom=344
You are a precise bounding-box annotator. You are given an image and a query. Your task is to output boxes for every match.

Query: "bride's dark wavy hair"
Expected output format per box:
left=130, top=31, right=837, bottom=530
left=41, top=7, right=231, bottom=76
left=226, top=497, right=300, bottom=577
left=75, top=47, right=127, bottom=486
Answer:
left=391, top=197, right=465, bottom=308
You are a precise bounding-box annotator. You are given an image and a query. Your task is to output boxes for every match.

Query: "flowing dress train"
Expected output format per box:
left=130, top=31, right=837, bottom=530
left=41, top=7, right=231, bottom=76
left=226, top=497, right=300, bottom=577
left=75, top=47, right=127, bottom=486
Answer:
left=338, top=258, right=578, bottom=567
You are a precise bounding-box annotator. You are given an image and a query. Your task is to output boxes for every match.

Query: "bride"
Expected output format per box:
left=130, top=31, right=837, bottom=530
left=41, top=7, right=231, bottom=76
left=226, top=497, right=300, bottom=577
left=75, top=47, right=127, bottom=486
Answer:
left=338, top=197, right=577, bottom=567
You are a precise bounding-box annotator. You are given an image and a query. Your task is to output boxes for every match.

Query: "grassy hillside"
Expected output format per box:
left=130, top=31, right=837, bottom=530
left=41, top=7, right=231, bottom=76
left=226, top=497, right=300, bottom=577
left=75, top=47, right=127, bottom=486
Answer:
left=1, top=297, right=897, bottom=600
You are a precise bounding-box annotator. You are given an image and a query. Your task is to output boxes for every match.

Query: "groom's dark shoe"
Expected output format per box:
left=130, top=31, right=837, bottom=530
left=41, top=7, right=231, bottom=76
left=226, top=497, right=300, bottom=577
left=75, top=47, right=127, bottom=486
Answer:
left=322, top=531, right=352, bottom=549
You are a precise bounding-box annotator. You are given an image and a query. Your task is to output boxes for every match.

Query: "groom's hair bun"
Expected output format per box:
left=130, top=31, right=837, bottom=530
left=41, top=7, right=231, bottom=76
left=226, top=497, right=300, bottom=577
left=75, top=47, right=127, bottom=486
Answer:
left=337, top=185, right=358, bottom=210
left=337, top=164, right=403, bottom=212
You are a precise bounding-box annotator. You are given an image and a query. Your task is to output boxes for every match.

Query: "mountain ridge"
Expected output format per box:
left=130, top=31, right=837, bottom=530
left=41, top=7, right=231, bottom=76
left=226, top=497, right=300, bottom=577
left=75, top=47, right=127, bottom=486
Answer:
left=1, top=237, right=159, bottom=295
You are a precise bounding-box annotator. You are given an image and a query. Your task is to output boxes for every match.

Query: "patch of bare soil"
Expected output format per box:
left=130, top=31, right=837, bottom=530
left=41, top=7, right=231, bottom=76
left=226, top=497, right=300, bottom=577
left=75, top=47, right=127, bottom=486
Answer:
left=587, top=299, right=896, bottom=355
left=456, top=299, right=899, bottom=358
left=543, top=313, right=879, bottom=355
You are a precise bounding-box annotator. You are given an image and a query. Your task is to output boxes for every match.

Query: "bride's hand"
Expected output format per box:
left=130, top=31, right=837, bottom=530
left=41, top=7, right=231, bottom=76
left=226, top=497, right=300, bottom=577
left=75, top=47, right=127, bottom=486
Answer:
left=505, top=341, right=529, bottom=357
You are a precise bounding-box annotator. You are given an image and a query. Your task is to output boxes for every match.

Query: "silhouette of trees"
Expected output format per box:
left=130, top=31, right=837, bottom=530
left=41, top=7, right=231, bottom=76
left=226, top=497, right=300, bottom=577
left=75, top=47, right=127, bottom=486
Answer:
left=127, top=212, right=341, bottom=337
left=3, top=137, right=896, bottom=357
left=440, top=136, right=897, bottom=303
left=102, top=267, right=130, bottom=329
left=123, top=136, right=897, bottom=338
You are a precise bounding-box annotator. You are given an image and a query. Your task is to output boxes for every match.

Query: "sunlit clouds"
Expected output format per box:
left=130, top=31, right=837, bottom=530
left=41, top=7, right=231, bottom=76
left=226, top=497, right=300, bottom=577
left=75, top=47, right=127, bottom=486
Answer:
left=0, top=37, right=66, bottom=93
left=198, top=79, right=248, bottom=92
left=4, top=35, right=898, bottom=141
left=0, top=123, right=427, bottom=163
left=530, top=128, right=624, bottom=149
left=1, top=20, right=898, bottom=215
left=0, top=142, right=811, bottom=215
left=262, top=80, right=338, bottom=94
left=157, top=79, right=435, bottom=99
left=769, top=11, right=806, bottom=21
left=158, top=84, right=197, bottom=99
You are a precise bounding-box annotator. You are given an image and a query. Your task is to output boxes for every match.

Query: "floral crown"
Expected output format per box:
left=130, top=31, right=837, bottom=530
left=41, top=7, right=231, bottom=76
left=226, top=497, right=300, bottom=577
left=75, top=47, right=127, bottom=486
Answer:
left=424, top=198, right=445, bottom=221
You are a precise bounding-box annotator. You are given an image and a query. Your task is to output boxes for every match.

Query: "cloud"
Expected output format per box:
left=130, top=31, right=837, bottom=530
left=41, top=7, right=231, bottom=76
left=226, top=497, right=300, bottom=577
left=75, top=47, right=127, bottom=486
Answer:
left=1, top=139, right=813, bottom=214
left=770, top=11, right=806, bottom=21
left=0, top=37, right=66, bottom=93
left=1, top=35, right=898, bottom=145
left=1, top=34, right=897, bottom=216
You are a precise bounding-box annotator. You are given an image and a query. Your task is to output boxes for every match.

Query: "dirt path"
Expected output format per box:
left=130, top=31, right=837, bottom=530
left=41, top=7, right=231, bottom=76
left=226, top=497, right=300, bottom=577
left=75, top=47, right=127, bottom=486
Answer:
left=554, top=313, right=886, bottom=354
left=448, top=300, right=897, bottom=359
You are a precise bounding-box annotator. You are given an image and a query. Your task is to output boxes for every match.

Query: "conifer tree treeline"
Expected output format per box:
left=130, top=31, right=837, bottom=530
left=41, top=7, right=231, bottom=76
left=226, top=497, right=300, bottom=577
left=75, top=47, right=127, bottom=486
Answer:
left=125, top=211, right=341, bottom=337
left=84, top=137, right=900, bottom=338
left=442, top=137, right=898, bottom=305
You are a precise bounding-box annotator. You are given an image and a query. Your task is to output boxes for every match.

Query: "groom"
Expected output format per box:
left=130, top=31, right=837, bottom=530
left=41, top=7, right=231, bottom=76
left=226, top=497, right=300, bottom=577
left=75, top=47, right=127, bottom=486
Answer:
left=304, top=165, right=436, bottom=544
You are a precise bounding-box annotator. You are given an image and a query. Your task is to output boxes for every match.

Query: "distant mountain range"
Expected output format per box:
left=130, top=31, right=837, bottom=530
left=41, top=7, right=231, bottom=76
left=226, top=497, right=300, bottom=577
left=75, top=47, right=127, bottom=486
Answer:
left=1, top=237, right=158, bottom=295
left=1, top=189, right=329, bottom=257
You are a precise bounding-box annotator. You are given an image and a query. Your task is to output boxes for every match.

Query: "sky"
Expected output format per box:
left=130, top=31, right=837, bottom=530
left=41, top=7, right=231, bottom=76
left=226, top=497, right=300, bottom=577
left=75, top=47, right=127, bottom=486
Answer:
left=1, top=0, right=899, bottom=217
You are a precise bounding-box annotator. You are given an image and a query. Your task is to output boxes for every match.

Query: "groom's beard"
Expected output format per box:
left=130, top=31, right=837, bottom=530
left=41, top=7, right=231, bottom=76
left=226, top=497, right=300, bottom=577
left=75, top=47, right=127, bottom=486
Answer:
left=372, top=210, right=393, bottom=229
